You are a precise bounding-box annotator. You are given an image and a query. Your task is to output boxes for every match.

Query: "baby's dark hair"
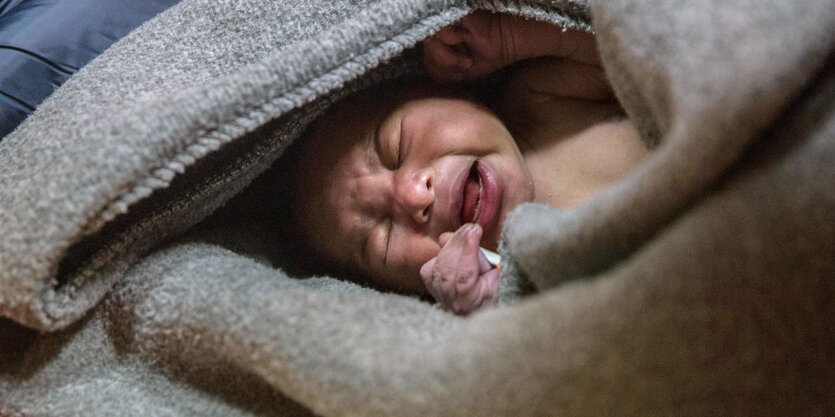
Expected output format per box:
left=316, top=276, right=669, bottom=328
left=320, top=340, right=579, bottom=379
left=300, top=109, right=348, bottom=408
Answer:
left=260, top=129, right=335, bottom=278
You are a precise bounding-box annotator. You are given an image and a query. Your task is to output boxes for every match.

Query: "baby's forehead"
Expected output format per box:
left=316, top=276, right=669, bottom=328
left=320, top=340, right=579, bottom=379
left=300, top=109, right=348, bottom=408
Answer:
left=302, top=83, right=473, bottom=162
left=315, top=77, right=466, bottom=124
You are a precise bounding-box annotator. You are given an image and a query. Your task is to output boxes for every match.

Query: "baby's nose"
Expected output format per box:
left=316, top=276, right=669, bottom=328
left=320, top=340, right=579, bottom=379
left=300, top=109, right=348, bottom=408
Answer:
left=397, top=167, right=434, bottom=224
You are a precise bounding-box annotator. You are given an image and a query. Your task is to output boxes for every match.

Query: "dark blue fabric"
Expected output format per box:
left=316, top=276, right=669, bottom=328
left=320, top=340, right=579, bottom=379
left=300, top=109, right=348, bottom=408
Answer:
left=0, top=0, right=181, bottom=139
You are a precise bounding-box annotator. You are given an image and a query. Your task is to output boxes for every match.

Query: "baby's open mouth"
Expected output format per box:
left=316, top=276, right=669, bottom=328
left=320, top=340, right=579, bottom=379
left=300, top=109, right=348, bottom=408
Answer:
left=460, top=161, right=482, bottom=225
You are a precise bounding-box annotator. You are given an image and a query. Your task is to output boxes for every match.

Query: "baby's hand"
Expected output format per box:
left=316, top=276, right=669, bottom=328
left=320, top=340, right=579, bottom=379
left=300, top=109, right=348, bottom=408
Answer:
left=419, top=223, right=500, bottom=315
left=422, top=10, right=519, bottom=82
left=423, top=11, right=602, bottom=83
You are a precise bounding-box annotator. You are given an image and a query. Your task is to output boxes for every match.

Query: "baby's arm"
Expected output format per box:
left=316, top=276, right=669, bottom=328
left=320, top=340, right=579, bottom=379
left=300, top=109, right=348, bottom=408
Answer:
left=420, top=224, right=500, bottom=315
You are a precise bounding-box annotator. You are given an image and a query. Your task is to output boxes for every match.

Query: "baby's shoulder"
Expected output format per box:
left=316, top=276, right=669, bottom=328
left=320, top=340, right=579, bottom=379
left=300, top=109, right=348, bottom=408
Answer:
left=502, top=58, right=564, bottom=100
left=490, top=60, right=560, bottom=129
left=501, top=56, right=614, bottom=104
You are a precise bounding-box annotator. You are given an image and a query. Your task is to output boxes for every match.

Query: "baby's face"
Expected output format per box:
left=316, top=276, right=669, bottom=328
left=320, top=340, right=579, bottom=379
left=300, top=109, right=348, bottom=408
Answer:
left=295, top=81, right=534, bottom=293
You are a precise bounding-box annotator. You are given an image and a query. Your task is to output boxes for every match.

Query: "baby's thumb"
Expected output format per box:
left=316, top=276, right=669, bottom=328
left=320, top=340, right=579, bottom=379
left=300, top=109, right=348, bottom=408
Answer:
left=438, top=231, right=455, bottom=247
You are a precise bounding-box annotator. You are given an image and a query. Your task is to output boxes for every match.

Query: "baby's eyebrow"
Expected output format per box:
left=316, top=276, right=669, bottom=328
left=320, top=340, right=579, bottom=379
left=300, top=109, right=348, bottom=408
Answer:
left=368, top=111, right=389, bottom=167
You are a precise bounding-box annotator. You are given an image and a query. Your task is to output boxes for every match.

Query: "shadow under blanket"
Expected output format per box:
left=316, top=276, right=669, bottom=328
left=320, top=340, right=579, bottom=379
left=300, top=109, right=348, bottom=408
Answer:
left=1, top=0, right=833, bottom=415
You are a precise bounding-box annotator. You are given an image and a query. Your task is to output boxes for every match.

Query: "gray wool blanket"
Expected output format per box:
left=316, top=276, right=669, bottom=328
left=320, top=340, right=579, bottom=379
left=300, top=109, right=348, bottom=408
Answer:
left=2, top=0, right=834, bottom=415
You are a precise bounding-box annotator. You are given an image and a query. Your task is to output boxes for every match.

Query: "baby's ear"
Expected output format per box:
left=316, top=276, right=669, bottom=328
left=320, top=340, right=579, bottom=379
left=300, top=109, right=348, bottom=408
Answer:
left=432, top=19, right=472, bottom=47
left=421, top=33, right=474, bottom=82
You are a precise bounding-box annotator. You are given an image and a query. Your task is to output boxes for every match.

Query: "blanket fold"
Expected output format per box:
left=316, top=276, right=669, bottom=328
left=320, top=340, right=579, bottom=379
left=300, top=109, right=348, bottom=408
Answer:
left=0, top=0, right=496, bottom=330
left=1, top=0, right=833, bottom=415
left=501, top=0, right=835, bottom=290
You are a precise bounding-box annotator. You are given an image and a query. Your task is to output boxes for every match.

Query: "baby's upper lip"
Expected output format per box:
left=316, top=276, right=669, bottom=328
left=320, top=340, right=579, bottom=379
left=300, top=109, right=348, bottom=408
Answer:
left=446, top=160, right=474, bottom=233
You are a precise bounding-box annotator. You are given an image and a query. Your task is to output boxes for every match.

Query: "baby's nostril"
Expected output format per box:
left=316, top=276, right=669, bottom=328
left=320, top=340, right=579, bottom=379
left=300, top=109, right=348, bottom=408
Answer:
left=423, top=205, right=431, bottom=219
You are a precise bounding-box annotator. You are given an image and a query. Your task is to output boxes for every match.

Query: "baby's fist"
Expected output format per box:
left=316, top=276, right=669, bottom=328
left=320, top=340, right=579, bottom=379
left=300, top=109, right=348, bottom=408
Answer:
left=420, top=224, right=500, bottom=315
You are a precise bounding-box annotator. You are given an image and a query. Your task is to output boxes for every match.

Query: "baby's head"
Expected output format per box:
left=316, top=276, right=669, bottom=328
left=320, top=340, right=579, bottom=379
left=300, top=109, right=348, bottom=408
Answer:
left=289, top=77, right=534, bottom=294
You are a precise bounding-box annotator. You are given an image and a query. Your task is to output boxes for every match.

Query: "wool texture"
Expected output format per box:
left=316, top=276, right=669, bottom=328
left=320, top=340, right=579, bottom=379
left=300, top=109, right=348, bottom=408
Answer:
left=1, top=0, right=833, bottom=415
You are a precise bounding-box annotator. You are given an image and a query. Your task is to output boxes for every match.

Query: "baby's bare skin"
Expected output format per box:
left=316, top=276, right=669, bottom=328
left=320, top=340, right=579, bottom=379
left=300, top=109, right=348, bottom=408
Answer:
left=419, top=12, right=646, bottom=314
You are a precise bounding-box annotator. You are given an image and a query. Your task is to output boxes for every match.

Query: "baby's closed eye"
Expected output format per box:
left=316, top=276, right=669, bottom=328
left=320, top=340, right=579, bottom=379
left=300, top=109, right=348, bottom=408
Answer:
left=364, top=218, right=393, bottom=267
left=374, top=111, right=404, bottom=169
left=382, top=217, right=393, bottom=265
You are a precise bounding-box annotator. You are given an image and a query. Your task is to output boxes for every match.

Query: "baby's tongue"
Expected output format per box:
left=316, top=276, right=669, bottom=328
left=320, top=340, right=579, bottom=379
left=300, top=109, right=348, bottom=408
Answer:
left=461, top=168, right=481, bottom=225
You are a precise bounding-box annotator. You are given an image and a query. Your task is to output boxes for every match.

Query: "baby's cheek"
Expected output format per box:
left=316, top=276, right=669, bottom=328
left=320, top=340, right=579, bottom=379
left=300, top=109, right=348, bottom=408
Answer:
left=397, top=237, right=441, bottom=270
left=386, top=236, right=436, bottom=279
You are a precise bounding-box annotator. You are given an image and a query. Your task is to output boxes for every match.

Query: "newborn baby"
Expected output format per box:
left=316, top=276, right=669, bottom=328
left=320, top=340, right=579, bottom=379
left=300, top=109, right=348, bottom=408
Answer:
left=290, top=11, right=648, bottom=314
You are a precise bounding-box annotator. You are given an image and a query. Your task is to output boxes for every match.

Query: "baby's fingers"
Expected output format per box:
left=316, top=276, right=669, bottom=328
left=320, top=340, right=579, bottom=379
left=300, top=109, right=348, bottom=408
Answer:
left=425, top=225, right=477, bottom=310
left=422, top=255, right=463, bottom=310
left=453, top=224, right=483, bottom=295
left=434, top=226, right=473, bottom=300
